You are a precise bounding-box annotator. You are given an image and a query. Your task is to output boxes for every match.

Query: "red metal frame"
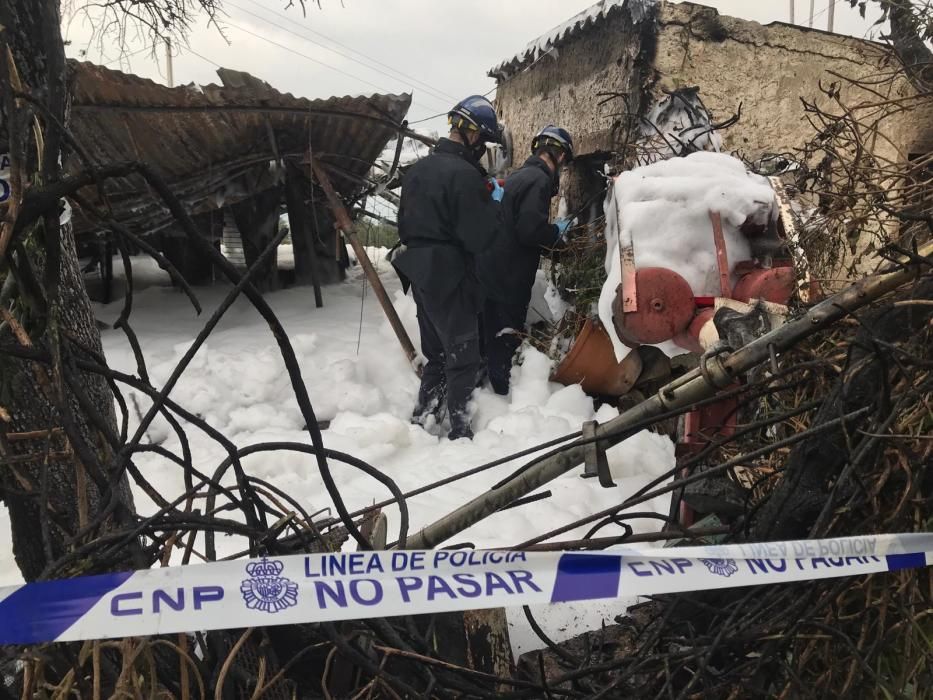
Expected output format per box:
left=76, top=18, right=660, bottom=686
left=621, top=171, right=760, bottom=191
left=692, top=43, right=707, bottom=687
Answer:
left=677, top=389, right=739, bottom=527
left=610, top=202, right=795, bottom=528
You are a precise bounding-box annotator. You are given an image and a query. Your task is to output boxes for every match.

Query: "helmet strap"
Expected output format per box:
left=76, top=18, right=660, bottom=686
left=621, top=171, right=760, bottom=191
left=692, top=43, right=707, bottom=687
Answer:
left=537, top=145, right=562, bottom=169
left=460, top=127, right=486, bottom=160
left=450, top=113, right=487, bottom=161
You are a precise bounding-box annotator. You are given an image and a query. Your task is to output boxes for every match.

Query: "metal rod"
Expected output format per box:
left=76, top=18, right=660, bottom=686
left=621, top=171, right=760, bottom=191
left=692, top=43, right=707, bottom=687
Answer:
left=827, top=0, right=836, bottom=32
left=809, top=0, right=816, bottom=27
left=617, top=192, right=638, bottom=313
left=517, top=525, right=732, bottom=551
left=709, top=211, right=732, bottom=297
left=499, top=490, right=552, bottom=512
left=400, top=241, right=932, bottom=549
left=311, top=160, right=421, bottom=376
left=790, top=0, right=795, bottom=23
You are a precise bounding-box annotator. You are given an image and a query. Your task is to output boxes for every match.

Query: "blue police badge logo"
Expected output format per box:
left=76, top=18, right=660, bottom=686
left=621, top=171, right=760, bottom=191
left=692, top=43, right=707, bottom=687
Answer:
left=240, top=558, right=299, bottom=613
left=699, top=558, right=739, bottom=578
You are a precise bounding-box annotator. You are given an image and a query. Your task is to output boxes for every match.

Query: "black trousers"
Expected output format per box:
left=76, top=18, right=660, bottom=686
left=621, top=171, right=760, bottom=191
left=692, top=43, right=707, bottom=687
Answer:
left=481, top=299, right=527, bottom=395
left=412, top=284, right=482, bottom=437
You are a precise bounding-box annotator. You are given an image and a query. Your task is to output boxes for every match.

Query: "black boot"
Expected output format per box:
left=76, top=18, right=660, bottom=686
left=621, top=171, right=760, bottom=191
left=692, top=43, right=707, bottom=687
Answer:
left=412, top=391, right=446, bottom=428
left=447, top=416, right=474, bottom=441
left=445, top=338, right=480, bottom=440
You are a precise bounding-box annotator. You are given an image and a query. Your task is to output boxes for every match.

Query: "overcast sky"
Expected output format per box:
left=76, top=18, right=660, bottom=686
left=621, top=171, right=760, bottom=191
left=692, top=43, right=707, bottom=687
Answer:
left=62, top=0, right=884, bottom=136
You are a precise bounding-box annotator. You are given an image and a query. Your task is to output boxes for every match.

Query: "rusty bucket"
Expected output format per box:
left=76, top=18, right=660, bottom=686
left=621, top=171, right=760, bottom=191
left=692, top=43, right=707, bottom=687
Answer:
left=551, top=318, right=643, bottom=396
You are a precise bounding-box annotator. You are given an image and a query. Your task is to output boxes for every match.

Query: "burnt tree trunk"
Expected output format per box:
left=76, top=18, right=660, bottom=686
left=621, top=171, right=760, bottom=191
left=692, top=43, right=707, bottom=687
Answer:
left=231, top=186, right=282, bottom=293
left=0, top=0, right=136, bottom=581
left=284, top=161, right=323, bottom=300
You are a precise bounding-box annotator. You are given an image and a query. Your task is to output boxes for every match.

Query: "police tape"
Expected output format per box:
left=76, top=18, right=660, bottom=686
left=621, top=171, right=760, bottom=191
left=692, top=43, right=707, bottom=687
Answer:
left=1, top=533, right=930, bottom=645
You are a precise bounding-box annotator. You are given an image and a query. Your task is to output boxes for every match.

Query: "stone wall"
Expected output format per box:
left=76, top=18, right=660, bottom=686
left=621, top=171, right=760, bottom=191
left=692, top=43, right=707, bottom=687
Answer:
left=491, top=0, right=931, bottom=275
left=653, top=2, right=929, bottom=168
left=492, top=3, right=658, bottom=173
left=493, top=0, right=931, bottom=178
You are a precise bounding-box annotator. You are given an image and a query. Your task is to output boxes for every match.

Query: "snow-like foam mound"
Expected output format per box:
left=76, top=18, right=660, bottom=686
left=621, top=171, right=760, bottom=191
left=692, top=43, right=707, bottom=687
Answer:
left=598, top=152, right=776, bottom=359
left=0, top=251, right=677, bottom=658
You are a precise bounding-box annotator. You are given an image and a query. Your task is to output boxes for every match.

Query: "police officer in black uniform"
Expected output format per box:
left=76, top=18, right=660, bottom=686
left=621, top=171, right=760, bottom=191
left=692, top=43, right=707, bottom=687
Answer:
left=393, top=96, right=504, bottom=440
left=478, top=125, right=574, bottom=395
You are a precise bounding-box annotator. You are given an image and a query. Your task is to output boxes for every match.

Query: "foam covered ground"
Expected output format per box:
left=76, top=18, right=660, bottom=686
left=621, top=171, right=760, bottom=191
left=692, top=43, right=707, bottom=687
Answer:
left=0, top=251, right=674, bottom=658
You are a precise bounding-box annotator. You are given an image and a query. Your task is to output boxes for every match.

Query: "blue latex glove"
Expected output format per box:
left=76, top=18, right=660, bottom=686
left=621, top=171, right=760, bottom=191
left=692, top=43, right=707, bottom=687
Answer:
left=554, top=218, right=573, bottom=241
left=489, top=177, right=504, bottom=202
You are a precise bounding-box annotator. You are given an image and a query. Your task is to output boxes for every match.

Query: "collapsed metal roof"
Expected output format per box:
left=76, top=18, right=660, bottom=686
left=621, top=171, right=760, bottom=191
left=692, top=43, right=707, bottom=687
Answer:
left=66, top=61, right=411, bottom=235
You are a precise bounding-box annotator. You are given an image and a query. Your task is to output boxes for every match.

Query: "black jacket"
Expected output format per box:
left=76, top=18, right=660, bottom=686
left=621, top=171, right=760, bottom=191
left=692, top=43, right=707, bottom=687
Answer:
left=394, top=138, right=501, bottom=301
left=477, top=156, right=559, bottom=307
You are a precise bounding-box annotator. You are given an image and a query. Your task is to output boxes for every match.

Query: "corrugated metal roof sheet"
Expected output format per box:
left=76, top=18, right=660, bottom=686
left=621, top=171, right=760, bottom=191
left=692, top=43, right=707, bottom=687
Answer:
left=488, top=0, right=881, bottom=80
left=488, top=0, right=656, bottom=79
left=67, top=61, right=411, bottom=235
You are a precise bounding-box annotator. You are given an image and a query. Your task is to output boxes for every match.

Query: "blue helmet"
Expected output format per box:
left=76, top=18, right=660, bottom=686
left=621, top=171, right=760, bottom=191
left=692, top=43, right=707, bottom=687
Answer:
left=448, top=95, right=503, bottom=144
left=532, top=125, right=574, bottom=162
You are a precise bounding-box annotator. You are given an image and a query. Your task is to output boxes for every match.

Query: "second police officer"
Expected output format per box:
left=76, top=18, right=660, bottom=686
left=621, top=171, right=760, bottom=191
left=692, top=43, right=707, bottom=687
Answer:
left=478, top=125, right=575, bottom=395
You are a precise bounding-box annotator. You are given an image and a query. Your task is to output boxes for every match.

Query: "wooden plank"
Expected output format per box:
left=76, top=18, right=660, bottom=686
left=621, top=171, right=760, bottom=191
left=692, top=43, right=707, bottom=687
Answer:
left=463, top=608, right=513, bottom=686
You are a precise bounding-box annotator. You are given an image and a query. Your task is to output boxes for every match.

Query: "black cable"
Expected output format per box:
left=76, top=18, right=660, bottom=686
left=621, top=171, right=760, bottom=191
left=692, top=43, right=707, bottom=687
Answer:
left=223, top=20, right=440, bottom=116
left=226, top=0, right=453, bottom=108
left=240, top=0, right=458, bottom=101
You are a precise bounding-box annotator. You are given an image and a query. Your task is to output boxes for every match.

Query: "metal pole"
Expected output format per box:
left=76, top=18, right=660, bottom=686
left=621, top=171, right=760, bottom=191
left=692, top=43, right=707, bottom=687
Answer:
left=808, top=0, right=816, bottom=27
left=165, top=38, right=173, bottom=88
left=709, top=211, right=732, bottom=297
left=519, top=525, right=732, bottom=551
left=827, top=0, right=836, bottom=32
left=311, top=160, right=422, bottom=376
left=401, top=241, right=933, bottom=549
left=790, top=0, right=795, bottom=23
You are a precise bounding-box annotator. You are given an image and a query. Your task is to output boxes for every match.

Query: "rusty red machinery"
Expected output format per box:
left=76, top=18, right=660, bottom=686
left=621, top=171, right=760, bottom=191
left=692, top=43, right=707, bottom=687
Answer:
left=608, top=192, right=815, bottom=528
left=551, top=176, right=820, bottom=528
left=611, top=211, right=803, bottom=357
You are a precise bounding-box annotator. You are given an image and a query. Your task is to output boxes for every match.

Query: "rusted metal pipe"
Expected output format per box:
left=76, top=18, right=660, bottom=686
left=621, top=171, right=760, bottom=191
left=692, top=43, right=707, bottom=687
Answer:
left=709, top=211, right=732, bottom=297
left=401, top=240, right=933, bottom=549
left=616, top=190, right=638, bottom=313
left=311, top=161, right=421, bottom=376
